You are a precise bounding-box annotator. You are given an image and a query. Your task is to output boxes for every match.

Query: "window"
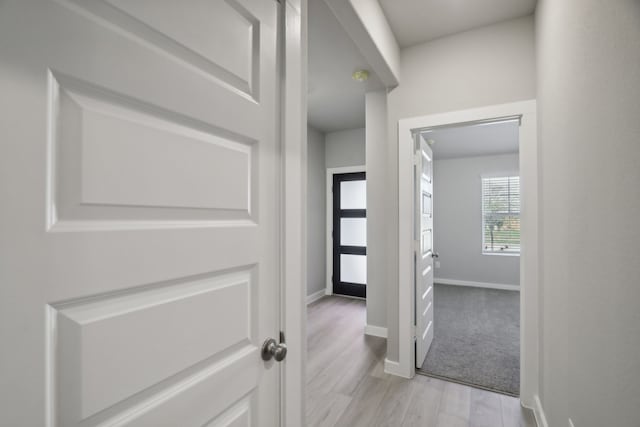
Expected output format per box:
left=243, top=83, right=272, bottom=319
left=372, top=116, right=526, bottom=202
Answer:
left=482, top=175, right=520, bottom=254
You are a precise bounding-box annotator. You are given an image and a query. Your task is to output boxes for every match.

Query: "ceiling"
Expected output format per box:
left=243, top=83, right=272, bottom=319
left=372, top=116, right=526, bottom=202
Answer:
left=307, top=0, right=384, bottom=132
left=378, top=0, right=537, bottom=48
left=423, top=120, right=519, bottom=160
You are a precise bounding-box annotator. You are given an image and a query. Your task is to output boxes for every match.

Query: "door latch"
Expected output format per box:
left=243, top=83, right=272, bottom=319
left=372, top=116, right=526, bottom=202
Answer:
left=261, top=332, right=287, bottom=362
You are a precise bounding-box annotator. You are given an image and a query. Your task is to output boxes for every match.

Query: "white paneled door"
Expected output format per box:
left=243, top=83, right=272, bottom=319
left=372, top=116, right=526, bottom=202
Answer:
left=0, top=1, right=284, bottom=426
left=415, top=135, right=435, bottom=368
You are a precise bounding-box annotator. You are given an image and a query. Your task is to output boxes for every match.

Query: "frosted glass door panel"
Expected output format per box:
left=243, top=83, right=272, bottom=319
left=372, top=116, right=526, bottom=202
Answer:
left=340, top=218, right=367, bottom=246
left=340, top=254, right=367, bottom=284
left=333, top=172, right=367, bottom=297
left=340, top=181, right=366, bottom=209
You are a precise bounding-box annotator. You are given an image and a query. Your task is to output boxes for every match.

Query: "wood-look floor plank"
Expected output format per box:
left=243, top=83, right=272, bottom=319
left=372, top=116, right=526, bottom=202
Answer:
left=469, top=387, right=503, bottom=427
left=331, top=336, right=386, bottom=395
left=500, top=395, right=537, bottom=427
left=307, top=307, right=366, bottom=383
left=334, top=375, right=391, bottom=427
left=307, top=334, right=383, bottom=396
left=436, top=412, right=470, bottom=427
left=306, top=296, right=537, bottom=427
left=400, top=375, right=444, bottom=427
left=369, top=359, right=387, bottom=379
left=306, top=388, right=352, bottom=427
left=370, top=376, right=416, bottom=427
left=439, top=381, right=472, bottom=421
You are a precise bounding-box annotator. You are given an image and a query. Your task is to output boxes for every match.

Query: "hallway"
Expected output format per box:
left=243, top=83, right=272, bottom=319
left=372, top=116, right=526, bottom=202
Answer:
left=306, top=296, right=536, bottom=426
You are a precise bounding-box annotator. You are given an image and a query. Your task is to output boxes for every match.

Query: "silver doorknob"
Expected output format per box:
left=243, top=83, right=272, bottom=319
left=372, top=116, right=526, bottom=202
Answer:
left=261, top=337, right=287, bottom=362
left=431, top=251, right=439, bottom=258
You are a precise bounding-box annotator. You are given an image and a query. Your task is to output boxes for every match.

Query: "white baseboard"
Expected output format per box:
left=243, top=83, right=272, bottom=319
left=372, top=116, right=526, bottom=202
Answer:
left=364, top=324, right=387, bottom=338
left=306, top=289, right=326, bottom=305
left=435, top=278, right=519, bottom=292
left=383, top=358, right=411, bottom=378
left=530, top=395, right=549, bottom=427
left=383, top=358, right=402, bottom=376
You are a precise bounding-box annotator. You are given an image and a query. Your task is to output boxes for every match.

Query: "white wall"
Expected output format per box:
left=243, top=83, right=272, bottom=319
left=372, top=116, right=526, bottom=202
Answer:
left=383, top=15, right=536, bottom=361
left=365, top=91, right=387, bottom=329
left=434, top=154, right=520, bottom=286
left=325, top=0, right=400, bottom=87
left=350, top=0, right=400, bottom=84
left=307, top=126, right=365, bottom=299
left=306, top=126, right=326, bottom=297
left=325, top=127, right=366, bottom=168
left=536, top=1, right=640, bottom=426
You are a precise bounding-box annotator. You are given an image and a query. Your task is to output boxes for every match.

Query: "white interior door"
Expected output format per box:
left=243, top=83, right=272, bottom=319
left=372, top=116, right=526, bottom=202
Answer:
left=415, top=134, right=435, bottom=368
left=0, top=1, right=283, bottom=426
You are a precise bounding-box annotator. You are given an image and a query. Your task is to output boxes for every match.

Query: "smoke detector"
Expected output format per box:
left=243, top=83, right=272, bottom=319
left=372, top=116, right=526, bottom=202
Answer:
left=352, top=70, right=369, bottom=82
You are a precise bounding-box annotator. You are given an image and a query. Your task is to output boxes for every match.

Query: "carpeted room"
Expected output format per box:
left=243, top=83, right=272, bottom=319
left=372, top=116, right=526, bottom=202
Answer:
left=418, top=120, right=522, bottom=396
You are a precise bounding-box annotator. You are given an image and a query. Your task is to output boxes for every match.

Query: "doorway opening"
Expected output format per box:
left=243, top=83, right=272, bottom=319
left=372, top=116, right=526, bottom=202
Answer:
left=396, top=100, right=539, bottom=406
left=414, top=118, right=521, bottom=396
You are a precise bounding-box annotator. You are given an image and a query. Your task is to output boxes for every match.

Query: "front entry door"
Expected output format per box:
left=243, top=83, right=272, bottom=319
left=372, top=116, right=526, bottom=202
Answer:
left=332, top=172, right=367, bottom=298
left=0, top=1, right=283, bottom=426
left=416, top=135, right=435, bottom=368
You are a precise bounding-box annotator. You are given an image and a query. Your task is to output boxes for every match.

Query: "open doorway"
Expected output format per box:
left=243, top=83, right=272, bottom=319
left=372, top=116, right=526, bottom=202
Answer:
left=396, top=100, right=539, bottom=405
left=414, top=119, right=522, bottom=396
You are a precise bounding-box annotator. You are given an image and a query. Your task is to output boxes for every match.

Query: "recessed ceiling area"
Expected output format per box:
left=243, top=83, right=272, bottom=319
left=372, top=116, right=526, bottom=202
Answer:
left=307, top=0, right=384, bottom=132
left=423, top=120, right=519, bottom=160
left=378, top=0, right=536, bottom=47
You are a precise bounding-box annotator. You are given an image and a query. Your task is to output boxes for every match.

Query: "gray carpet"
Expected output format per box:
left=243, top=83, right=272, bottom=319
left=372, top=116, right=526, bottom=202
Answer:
left=419, top=284, right=520, bottom=395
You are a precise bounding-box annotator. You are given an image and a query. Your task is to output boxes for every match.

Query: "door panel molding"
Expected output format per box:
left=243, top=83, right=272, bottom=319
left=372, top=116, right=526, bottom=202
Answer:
left=47, top=70, right=257, bottom=232
left=59, top=0, right=263, bottom=100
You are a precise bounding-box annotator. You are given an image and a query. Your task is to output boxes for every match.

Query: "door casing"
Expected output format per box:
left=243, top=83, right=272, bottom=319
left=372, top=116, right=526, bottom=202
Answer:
left=281, top=1, right=306, bottom=425
left=393, top=100, right=539, bottom=410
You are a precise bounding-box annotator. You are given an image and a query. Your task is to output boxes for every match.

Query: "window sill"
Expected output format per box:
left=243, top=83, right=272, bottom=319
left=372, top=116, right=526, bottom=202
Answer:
left=482, top=251, right=520, bottom=257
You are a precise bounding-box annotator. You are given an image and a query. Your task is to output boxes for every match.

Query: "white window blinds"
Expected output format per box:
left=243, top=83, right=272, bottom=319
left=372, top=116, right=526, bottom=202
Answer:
left=481, top=175, right=520, bottom=254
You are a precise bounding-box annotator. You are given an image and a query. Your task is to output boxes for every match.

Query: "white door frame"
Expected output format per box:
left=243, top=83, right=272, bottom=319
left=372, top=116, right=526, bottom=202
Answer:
left=282, top=0, right=306, bottom=425
left=396, top=100, right=539, bottom=408
left=325, top=165, right=367, bottom=296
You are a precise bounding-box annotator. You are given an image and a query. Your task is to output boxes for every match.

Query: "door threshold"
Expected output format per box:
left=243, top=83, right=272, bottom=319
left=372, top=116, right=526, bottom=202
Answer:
left=415, top=369, right=519, bottom=398
left=330, top=294, right=366, bottom=301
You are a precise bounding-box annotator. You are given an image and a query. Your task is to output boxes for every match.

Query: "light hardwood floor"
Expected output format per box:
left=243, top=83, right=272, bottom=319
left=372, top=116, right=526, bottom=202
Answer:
left=306, top=296, right=537, bottom=427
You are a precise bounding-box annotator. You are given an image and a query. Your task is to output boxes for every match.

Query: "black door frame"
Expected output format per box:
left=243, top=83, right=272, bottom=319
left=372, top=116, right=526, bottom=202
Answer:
left=332, top=172, right=366, bottom=298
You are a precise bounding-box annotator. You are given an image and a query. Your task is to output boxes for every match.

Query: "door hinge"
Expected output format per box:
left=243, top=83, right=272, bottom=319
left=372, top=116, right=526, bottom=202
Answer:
left=412, top=325, right=417, bottom=342
left=413, top=153, right=420, bottom=165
